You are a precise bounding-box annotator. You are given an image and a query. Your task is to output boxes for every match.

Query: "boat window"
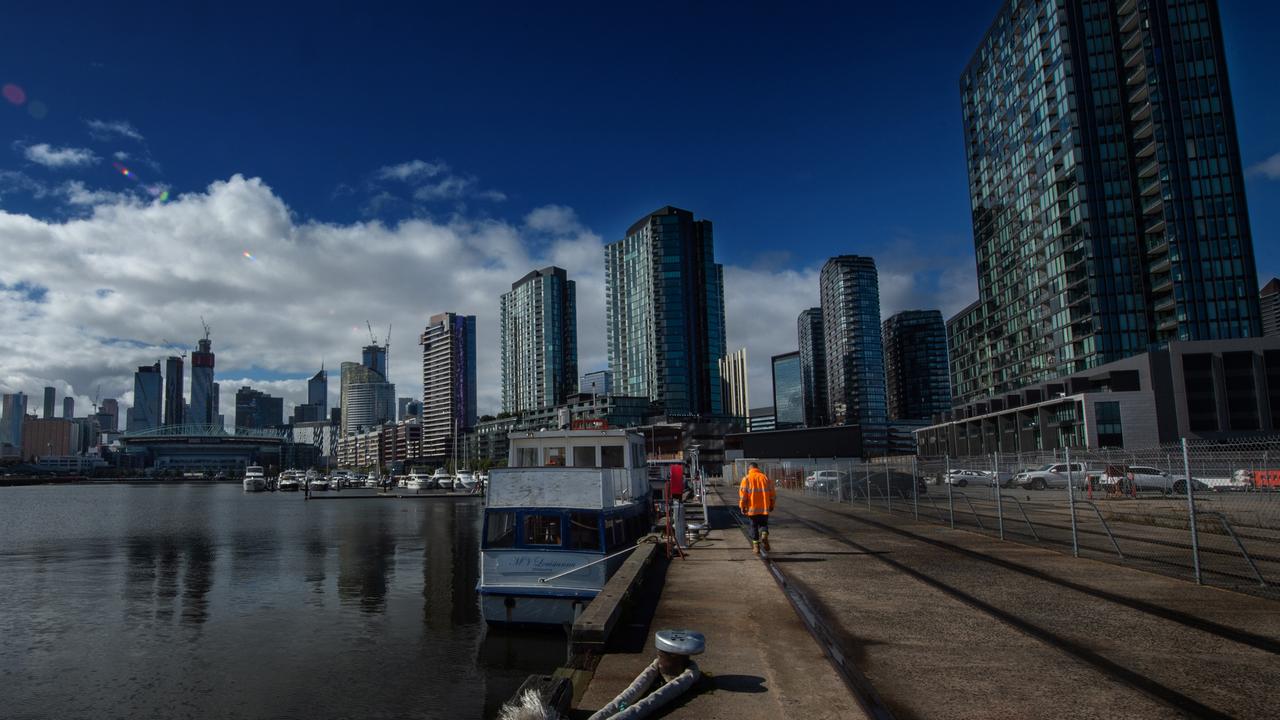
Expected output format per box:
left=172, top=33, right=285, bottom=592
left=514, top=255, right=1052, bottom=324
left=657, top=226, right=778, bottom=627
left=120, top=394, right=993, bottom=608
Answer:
left=573, top=446, right=597, bottom=468
left=484, top=511, right=516, bottom=548
left=524, top=514, right=562, bottom=546
left=604, top=516, right=627, bottom=551
left=516, top=447, right=538, bottom=468
left=568, top=512, right=601, bottom=550
left=544, top=447, right=566, bottom=467
left=601, top=445, right=625, bottom=468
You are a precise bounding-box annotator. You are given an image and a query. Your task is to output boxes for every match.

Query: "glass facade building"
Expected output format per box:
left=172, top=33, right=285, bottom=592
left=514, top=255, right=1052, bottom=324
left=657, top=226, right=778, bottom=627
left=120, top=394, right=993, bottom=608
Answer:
left=771, top=351, right=804, bottom=429
left=126, top=362, right=162, bottom=432
left=719, top=347, right=750, bottom=420
left=579, top=370, right=613, bottom=397
left=797, top=307, right=827, bottom=427
left=820, top=255, right=886, bottom=426
left=1262, top=278, right=1280, bottom=337
left=883, top=310, right=952, bottom=422
left=235, top=386, right=284, bottom=430
left=605, top=206, right=726, bottom=417
left=955, top=0, right=1261, bottom=404
left=500, top=266, right=578, bottom=414
left=338, top=361, right=395, bottom=435
left=163, top=355, right=184, bottom=426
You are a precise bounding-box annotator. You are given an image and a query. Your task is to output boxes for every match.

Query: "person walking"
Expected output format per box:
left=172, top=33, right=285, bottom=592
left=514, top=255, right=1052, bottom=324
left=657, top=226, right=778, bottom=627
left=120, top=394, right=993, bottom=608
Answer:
left=739, top=462, right=776, bottom=556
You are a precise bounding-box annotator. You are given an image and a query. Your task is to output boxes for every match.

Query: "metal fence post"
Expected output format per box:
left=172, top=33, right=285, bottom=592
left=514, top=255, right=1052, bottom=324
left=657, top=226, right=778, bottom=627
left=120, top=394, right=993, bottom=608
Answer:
left=866, top=463, right=872, bottom=512
left=886, top=463, right=892, bottom=513
left=1066, top=446, right=1079, bottom=558
left=911, top=456, right=919, bottom=521
left=993, top=452, right=1004, bottom=540
left=1182, top=438, right=1202, bottom=585
left=946, top=454, right=955, bottom=529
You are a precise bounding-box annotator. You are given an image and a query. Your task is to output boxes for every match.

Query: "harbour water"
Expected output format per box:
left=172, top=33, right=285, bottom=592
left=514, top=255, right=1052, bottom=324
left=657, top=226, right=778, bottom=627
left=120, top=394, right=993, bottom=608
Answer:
left=0, top=484, right=565, bottom=719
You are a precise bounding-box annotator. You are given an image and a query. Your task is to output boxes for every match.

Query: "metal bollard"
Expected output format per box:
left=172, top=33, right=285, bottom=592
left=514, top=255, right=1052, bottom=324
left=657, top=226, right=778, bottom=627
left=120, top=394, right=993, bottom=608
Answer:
left=655, top=629, right=706, bottom=679
left=1182, top=438, right=1201, bottom=585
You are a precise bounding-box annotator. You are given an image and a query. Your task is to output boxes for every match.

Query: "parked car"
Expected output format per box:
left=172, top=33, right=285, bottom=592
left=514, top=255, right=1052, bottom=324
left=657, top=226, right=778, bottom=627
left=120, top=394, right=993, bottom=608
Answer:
left=804, top=470, right=846, bottom=492
left=944, top=469, right=995, bottom=487
left=1084, top=465, right=1209, bottom=494
left=1014, top=462, right=1094, bottom=490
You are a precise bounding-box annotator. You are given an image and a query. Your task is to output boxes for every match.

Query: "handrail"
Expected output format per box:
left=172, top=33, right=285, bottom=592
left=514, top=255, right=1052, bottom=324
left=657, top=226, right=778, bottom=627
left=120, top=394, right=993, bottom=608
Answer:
left=539, top=544, right=640, bottom=584
left=1197, top=512, right=1268, bottom=587
left=998, top=494, right=1041, bottom=540
left=949, top=491, right=986, bottom=531
left=1076, top=501, right=1124, bottom=559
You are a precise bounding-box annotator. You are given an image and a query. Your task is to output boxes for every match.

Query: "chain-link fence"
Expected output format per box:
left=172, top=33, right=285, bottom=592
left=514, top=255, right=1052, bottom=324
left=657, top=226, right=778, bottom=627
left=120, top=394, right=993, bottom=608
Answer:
left=731, top=436, right=1280, bottom=598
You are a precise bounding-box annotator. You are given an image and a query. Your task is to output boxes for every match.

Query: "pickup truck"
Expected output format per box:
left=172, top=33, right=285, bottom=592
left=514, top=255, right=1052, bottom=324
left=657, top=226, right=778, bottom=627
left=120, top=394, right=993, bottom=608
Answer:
left=1014, top=462, right=1094, bottom=490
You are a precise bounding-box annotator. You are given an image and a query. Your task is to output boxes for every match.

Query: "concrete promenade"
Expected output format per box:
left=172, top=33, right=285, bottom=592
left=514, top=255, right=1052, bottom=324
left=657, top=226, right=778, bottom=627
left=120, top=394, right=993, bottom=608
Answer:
left=768, top=489, right=1280, bottom=719
left=574, top=490, right=866, bottom=719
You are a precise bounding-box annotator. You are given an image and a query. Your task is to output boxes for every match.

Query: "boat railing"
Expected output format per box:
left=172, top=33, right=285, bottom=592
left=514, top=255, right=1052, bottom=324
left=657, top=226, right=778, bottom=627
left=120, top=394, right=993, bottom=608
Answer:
left=538, top=544, right=641, bottom=584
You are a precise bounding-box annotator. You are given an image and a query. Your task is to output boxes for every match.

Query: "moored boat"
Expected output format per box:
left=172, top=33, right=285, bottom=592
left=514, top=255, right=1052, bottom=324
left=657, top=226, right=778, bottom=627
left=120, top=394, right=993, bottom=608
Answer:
left=278, top=469, right=303, bottom=491
left=479, top=429, right=650, bottom=625
left=456, top=470, right=478, bottom=492
left=432, top=469, right=454, bottom=491
left=243, top=465, right=267, bottom=492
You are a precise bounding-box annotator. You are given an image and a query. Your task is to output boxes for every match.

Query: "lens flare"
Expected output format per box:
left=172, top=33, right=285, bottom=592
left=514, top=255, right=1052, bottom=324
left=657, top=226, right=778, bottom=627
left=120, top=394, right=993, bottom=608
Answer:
left=2, top=83, right=25, bottom=105
left=242, top=251, right=255, bottom=261
left=111, top=162, right=170, bottom=202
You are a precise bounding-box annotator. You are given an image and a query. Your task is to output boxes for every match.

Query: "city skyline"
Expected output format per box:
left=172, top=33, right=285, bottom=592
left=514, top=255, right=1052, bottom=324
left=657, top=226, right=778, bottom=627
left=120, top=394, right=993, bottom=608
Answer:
left=3, top=2, right=1280, bottom=423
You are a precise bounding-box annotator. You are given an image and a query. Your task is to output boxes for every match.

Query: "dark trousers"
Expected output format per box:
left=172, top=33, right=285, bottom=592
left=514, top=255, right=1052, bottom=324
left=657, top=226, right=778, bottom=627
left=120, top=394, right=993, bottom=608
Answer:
left=747, top=514, right=769, bottom=541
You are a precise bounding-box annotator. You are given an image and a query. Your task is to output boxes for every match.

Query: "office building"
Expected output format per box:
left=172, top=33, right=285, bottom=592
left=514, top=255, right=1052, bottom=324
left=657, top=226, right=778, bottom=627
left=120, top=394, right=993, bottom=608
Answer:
left=126, top=363, right=162, bottom=432
left=420, top=312, right=477, bottom=464
left=719, top=348, right=749, bottom=420
left=62, top=396, right=74, bottom=420
left=397, top=397, right=421, bottom=420
left=190, top=336, right=216, bottom=425
left=798, top=307, right=827, bottom=427
left=235, top=386, right=284, bottom=430
left=362, top=344, right=387, bottom=379
left=43, top=387, right=55, bottom=419
left=771, top=351, right=803, bottom=429
left=339, top=359, right=395, bottom=436
left=606, top=206, right=726, bottom=417
left=500, top=266, right=578, bottom=414
left=580, top=370, right=613, bottom=397
left=748, top=406, right=776, bottom=433
left=820, top=255, right=886, bottom=426
left=2, top=392, right=28, bottom=449
left=954, top=0, right=1262, bottom=405
left=917, top=336, right=1280, bottom=456
left=1262, top=278, right=1280, bottom=337
left=309, top=366, right=328, bottom=413
left=164, top=355, right=184, bottom=426
left=100, top=398, right=119, bottom=432
left=883, top=310, right=951, bottom=422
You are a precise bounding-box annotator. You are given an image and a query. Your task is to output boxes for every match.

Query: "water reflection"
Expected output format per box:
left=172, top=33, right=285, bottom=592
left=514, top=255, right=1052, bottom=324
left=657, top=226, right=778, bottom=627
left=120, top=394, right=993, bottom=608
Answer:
left=337, top=516, right=397, bottom=613
left=1, top=486, right=565, bottom=719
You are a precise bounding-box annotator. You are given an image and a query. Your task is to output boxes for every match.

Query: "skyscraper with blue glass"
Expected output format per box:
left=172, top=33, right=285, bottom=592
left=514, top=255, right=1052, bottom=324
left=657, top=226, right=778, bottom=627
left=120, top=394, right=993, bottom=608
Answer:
left=605, top=206, right=726, bottom=417
left=953, top=0, right=1261, bottom=405
left=500, top=266, right=578, bottom=414
left=820, top=255, right=886, bottom=427
left=883, top=310, right=951, bottom=422
left=771, top=351, right=804, bottom=430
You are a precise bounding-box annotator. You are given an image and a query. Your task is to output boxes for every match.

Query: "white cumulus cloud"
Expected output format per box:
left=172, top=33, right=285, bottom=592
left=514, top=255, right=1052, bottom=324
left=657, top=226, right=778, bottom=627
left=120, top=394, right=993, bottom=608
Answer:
left=21, top=143, right=99, bottom=168
left=1248, top=151, right=1280, bottom=180
left=86, top=119, right=145, bottom=142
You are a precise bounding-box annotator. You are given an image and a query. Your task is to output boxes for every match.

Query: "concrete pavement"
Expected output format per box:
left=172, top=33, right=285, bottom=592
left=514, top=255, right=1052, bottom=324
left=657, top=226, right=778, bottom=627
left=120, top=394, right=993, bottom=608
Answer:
left=573, top=490, right=867, bottom=719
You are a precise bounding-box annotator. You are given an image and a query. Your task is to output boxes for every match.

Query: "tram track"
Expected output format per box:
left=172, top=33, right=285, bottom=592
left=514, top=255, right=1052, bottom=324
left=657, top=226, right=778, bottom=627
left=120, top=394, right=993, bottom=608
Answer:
left=763, top=494, right=1280, bottom=719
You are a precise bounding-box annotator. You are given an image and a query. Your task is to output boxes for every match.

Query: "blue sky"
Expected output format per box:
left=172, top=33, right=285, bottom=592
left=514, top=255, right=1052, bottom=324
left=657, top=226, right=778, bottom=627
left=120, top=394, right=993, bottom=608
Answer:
left=2, top=1, right=1279, bottom=415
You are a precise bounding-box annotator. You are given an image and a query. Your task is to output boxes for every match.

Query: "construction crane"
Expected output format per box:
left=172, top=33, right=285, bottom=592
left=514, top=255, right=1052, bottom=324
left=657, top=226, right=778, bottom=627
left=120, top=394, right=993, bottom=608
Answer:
left=160, top=339, right=188, bottom=360
left=200, top=316, right=211, bottom=342
left=91, top=385, right=101, bottom=413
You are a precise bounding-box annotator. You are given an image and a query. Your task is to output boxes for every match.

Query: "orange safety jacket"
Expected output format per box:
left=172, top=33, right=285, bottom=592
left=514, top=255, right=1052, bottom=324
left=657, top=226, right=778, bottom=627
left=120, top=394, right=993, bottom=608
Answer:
left=739, top=468, right=776, bottom=516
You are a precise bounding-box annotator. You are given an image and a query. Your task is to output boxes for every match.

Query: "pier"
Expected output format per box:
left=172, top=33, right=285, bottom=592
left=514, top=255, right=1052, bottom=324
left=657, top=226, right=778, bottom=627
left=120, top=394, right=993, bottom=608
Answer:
left=561, top=481, right=1280, bottom=718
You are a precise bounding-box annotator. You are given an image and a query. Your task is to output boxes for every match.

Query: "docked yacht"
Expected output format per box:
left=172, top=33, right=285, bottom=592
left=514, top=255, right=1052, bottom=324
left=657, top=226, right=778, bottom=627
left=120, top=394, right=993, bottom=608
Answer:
left=243, top=465, right=267, bottom=492
left=479, top=430, right=651, bottom=625
left=278, top=469, right=303, bottom=491
left=432, top=469, right=454, bottom=491
left=306, top=469, right=330, bottom=491
left=456, top=470, right=478, bottom=492
left=404, top=469, right=430, bottom=492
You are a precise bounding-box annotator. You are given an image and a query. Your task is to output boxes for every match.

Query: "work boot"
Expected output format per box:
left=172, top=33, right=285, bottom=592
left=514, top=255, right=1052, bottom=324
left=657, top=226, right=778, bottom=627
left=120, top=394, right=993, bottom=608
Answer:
left=761, top=531, right=771, bottom=553
left=752, top=541, right=760, bottom=556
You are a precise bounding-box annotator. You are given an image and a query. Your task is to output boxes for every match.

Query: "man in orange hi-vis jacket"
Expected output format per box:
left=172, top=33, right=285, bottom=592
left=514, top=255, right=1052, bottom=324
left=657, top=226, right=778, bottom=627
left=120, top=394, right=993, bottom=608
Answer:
left=739, top=462, right=776, bottom=555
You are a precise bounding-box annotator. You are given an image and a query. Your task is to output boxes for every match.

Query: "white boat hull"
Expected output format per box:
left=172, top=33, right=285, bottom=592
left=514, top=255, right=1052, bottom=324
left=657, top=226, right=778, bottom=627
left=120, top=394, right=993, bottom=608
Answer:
left=480, top=591, right=595, bottom=625
left=243, top=478, right=266, bottom=492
